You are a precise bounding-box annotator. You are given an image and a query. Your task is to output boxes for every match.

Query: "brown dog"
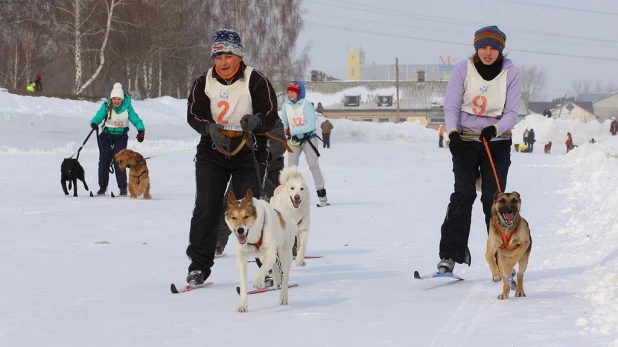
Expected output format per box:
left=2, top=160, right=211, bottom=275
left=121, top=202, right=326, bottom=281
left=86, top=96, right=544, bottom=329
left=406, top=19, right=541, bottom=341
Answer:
left=113, top=149, right=151, bottom=199
left=544, top=141, right=552, bottom=154
left=485, top=191, right=532, bottom=299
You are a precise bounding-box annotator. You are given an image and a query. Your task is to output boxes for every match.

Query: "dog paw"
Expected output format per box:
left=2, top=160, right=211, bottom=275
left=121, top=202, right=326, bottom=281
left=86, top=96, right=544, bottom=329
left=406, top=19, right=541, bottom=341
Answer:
left=253, top=279, right=265, bottom=289
left=497, top=293, right=509, bottom=300
left=296, top=259, right=306, bottom=267
left=491, top=274, right=501, bottom=282
left=279, top=297, right=288, bottom=305
left=236, top=305, right=248, bottom=313
left=515, top=290, right=526, bottom=297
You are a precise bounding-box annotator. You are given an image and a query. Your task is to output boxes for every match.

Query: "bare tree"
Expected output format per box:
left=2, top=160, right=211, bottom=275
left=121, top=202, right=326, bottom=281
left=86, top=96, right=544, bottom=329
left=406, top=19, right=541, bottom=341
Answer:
left=571, top=79, right=592, bottom=96
left=519, top=65, right=547, bottom=106
left=50, top=0, right=127, bottom=94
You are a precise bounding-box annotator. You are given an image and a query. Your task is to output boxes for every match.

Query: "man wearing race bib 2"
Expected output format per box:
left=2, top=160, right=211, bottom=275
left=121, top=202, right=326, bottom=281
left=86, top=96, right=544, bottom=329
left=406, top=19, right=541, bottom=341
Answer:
left=184, top=28, right=279, bottom=285
left=436, top=26, right=521, bottom=274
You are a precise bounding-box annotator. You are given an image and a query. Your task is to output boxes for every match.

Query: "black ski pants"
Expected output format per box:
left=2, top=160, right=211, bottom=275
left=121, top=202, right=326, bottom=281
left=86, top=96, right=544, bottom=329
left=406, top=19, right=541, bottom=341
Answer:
left=186, top=136, right=267, bottom=278
left=439, top=139, right=511, bottom=265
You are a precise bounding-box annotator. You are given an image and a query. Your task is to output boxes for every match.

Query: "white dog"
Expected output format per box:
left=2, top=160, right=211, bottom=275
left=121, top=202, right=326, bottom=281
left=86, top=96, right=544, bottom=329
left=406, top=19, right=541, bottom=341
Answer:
left=270, top=166, right=311, bottom=267
left=225, top=189, right=296, bottom=313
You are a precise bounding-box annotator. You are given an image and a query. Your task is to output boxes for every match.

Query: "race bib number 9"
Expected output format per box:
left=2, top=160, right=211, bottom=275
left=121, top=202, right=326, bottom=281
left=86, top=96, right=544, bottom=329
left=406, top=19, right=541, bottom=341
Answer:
left=471, top=95, right=488, bottom=115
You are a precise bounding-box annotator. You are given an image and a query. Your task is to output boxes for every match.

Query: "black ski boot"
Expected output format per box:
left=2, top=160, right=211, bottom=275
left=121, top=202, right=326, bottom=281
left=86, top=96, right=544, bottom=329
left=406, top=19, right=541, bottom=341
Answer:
left=186, top=270, right=205, bottom=285
left=96, top=186, right=107, bottom=196
left=119, top=187, right=128, bottom=196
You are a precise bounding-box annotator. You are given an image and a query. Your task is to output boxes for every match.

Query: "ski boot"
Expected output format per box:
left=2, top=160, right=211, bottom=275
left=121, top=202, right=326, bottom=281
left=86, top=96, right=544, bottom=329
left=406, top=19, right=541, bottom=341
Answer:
left=96, top=186, right=107, bottom=196
left=317, top=189, right=329, bottom=207
left=437, top=258, right=455, bottom=273
left=119, top=187, right=128, bottom=196
left=264, top=270, right=274, bottom=287
left=186, top=270, right=205, bottom=285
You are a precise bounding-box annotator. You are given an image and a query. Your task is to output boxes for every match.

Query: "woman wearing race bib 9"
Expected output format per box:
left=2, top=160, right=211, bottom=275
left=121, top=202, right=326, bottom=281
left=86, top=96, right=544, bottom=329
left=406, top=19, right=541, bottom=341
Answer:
left=90, top=82, right=145, bottom=196
left=436, top=26, right=522, bottom=274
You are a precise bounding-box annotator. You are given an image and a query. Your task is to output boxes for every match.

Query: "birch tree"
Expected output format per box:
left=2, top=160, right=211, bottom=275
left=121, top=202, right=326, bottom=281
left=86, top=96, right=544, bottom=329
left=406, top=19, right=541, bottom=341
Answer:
left=50, top=0, right=127, bottom=94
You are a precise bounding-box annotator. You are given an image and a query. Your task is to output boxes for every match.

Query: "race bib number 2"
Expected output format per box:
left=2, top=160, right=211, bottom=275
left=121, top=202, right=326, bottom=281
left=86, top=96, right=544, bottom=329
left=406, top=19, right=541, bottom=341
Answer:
left=216, top=100, right=229, bottom=124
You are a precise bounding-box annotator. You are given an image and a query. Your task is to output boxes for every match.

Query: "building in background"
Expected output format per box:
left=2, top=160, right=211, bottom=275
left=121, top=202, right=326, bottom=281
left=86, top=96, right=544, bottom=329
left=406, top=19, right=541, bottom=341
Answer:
left=346, top=49, right=459, bottom=81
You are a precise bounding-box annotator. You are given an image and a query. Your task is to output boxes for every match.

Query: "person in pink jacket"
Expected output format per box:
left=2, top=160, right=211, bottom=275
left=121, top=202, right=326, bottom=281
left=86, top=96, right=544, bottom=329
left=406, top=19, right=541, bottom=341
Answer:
left=437, top=25, right=522, bottom=274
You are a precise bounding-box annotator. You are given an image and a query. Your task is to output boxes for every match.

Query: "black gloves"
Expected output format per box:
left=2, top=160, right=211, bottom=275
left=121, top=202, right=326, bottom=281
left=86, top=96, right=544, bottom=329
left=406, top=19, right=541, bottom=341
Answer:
left=240, top=114, right=261, bottom=132
left=91, top=123, right=99, bottom=131
left=136, top=130, right=145, bottom=143
left=479, top=126, right=497, bottom=142
left=206, top=123, right=230, bottom=148
left=448, top=131, right=463, bottom=156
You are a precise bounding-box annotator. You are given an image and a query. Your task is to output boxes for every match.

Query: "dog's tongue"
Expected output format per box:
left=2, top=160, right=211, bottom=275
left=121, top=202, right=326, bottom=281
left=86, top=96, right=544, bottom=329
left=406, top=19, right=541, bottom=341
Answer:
left=293, top=200, right=301, bottom=208
left=237, top=235, right=247, bottom=245
left=503, top=213, right=515, bottom=224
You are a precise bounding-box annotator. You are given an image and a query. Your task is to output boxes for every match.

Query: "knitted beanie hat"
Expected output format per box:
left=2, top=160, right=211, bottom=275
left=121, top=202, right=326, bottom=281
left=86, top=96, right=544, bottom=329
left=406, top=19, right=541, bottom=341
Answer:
left=287, top=81, right=301, bottom=95
left=473, top=25, right=506, bottom=53
left=110, top=83, right=124, bottom=100
left=211, top=29, right=244, bottom=59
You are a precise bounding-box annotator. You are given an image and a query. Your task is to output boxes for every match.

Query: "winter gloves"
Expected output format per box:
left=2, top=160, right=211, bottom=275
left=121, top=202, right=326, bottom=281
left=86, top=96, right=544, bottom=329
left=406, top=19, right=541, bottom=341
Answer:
left=206, top=123, right=230, bottom=148
left=137, top=130, right=145, bottom=143
left=240, top=114, right=261, bottom=132
left=91, top=123, right=99, bottom=131
left=479, top=125, right=498, bottom=142
left=448, top=131, right=463, bottom=156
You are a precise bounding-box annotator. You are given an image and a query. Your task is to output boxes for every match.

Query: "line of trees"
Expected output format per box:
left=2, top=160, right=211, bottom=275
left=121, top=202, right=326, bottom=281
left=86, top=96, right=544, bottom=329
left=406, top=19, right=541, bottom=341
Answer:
left=0, top=0, right=310, bottom=98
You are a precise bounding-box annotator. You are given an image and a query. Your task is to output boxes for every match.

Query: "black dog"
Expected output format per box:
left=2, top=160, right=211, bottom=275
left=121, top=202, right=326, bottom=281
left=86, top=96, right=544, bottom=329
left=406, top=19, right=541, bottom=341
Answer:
left=61, top=158, right=89, bottom=196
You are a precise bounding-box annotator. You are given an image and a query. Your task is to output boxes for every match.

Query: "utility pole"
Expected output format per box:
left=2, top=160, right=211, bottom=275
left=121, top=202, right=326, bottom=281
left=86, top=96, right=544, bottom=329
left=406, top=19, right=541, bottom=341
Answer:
left=395, top=57, right=400, bottom=121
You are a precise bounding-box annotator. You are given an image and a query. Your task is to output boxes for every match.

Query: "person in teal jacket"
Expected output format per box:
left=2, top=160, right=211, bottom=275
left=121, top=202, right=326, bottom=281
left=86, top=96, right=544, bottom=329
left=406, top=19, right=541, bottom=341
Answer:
left=89, top=83, right=145, bottom=196
left=279, top=80, right=328, bottom=206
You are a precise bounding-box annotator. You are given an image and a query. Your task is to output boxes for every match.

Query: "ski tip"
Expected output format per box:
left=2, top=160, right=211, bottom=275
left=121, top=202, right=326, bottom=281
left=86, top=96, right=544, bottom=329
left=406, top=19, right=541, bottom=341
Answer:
left=170, top=283, right=179, bottom=294
left=413, top=271, right=422, bottom=279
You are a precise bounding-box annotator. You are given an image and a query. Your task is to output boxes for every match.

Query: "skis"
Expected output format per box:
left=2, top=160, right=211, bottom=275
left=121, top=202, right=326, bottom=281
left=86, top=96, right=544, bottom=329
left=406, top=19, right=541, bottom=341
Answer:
left=170, top=281, right=214, bottom=294
left=89, top=191, right=126, bottom=198
left=214, top=253, right=227, bottom=259
left=236, top=283, right=299, bottom=295
left=413, top=270, right=464, bottom=281
left=248, top=255, right=322, bottom=263
left=316, top=202, right=331, bottom=207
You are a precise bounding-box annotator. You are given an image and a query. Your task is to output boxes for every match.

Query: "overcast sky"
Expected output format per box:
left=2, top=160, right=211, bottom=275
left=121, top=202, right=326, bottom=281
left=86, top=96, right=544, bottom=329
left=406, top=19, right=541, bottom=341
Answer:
left=296, top=0, right=618, bottom=99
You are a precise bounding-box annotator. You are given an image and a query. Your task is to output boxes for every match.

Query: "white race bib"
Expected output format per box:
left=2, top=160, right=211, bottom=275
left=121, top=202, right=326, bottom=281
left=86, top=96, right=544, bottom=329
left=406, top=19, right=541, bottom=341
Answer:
left=461, top=59, right=508, bottom=118
left=205, top=66, right=254, bottom=129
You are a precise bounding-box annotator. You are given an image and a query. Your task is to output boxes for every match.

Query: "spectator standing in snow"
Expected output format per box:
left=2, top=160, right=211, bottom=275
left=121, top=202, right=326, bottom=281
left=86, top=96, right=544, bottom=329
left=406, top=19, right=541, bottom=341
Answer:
left=610, top=117, right=617, bottom=136
left=566, top=132, right=574, bottom=153
left=320, top=118, right=333, bottom=148
left=34, top=75, right=43, bottom=92
left=436, top=25, right=521, bottom=274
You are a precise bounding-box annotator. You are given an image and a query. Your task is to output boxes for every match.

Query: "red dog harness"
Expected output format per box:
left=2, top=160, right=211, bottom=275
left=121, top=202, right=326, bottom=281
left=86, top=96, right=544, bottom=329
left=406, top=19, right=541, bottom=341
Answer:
left=493, top=218, right=516, bottom=251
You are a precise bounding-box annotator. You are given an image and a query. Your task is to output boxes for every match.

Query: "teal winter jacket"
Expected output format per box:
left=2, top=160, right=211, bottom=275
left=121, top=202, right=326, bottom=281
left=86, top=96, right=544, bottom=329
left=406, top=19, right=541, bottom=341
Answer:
left=90, top=95, right=145, bottom=136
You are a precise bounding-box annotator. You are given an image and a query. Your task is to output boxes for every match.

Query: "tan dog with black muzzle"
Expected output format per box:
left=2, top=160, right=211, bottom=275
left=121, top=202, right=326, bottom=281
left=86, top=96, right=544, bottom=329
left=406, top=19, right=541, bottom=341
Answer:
left=486, top=191, right=532, bottom=300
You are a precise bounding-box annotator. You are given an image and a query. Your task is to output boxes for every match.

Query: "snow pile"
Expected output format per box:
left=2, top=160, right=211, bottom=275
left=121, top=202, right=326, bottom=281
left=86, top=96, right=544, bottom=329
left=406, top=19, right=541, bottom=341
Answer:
left=558, top=137, right=618, bottom=337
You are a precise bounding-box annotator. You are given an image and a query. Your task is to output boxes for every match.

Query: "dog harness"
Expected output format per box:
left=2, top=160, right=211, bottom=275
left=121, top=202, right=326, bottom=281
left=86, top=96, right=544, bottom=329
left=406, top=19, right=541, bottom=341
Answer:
left=493, top=217, right=516, bottom=251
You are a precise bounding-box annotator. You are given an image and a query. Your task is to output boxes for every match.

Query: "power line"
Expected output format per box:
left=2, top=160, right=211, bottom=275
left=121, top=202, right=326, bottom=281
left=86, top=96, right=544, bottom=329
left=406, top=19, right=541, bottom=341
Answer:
left=491, top=0, right=618, bottom=16
left=305, top=0, right=618, bottom=44
left=305, top=22, right=618, bottom=62
left=308, top=12, right=616, bottom=49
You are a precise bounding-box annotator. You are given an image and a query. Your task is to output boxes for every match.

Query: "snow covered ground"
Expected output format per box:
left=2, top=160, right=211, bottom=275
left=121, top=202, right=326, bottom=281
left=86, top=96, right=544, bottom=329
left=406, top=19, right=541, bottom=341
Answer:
left=0, top=93, right=617, bottom=346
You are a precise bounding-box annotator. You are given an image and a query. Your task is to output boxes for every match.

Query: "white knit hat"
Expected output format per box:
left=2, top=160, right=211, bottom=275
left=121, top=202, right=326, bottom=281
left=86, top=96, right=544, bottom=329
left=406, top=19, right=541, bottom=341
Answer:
left=110, top=83, right=124, bottom=100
